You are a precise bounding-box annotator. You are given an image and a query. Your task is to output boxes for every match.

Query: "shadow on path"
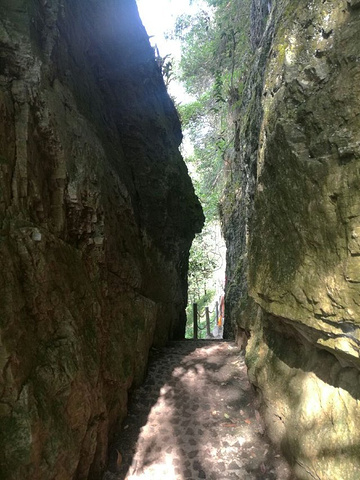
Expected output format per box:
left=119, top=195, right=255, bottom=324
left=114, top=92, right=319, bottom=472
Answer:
left=104, top=340, right=294, bottom=480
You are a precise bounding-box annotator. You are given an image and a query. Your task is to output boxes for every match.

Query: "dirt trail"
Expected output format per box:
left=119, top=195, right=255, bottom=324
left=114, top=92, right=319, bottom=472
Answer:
left=104, top=340, right=294, bottom=480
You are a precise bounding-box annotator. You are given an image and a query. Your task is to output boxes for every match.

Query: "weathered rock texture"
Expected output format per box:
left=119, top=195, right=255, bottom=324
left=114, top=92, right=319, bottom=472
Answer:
left=0, top=1, right=203, bottom=479
left=222, top=0, right=360, bottom=478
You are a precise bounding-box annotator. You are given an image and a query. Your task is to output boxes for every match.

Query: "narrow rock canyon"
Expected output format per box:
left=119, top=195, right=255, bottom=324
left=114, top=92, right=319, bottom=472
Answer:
left=1, top=0, right=360, bottom=479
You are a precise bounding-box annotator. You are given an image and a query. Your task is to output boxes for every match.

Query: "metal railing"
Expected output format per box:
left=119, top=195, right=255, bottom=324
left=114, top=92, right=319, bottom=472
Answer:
left=193, top=301, right=220, bottom=339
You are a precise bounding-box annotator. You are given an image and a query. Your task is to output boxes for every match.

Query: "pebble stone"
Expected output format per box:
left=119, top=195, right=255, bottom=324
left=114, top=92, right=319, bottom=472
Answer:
left=104, top=340, right=295, bottom=480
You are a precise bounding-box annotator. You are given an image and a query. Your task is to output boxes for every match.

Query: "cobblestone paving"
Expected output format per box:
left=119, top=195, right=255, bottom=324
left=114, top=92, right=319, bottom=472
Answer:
left=104, top=340, right=295, bottom=480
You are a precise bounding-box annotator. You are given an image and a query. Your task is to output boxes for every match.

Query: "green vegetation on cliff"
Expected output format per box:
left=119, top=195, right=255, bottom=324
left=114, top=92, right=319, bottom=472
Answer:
left=173, top=0, right=251, bottom=221
left=171, top=0, right=252, bottom=328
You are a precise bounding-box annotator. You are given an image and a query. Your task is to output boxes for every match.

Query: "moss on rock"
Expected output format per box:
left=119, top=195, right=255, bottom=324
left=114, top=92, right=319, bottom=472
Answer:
left=222, top=0, right=360, bottom=476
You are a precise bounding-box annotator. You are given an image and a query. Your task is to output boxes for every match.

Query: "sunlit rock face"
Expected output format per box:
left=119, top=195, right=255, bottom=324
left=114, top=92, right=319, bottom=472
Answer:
left=0, top=0, right=203, bottom=478
left=222, top=0, right=360, bottom=477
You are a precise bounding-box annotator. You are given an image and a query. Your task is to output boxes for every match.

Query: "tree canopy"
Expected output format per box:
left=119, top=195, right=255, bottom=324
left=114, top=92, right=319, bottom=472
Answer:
left=169, top=0, right=252, bottom=331
left=172, top=0, right=251, bottom=221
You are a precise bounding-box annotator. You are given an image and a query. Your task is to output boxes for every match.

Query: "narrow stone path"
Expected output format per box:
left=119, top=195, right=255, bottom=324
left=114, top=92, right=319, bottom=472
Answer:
left=104, top=340, right=294, bottom=480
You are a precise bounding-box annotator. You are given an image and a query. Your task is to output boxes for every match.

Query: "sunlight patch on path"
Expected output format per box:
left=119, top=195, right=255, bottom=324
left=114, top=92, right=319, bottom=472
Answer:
left=105, top=341, right=294, bottom=480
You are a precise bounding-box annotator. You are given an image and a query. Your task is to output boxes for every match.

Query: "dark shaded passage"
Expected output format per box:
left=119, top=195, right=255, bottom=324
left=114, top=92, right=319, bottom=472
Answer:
left=104, top=340, right=293, bottom=480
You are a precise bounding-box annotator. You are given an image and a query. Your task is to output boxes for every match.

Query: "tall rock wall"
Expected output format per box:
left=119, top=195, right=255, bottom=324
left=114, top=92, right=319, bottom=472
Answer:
left=222, top=0, right=360, bottom=478
left=0, top=0, right=203, bottom=479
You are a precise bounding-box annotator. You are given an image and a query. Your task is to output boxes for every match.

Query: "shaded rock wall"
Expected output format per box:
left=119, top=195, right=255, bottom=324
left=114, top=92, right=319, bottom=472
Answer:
left=222, top=0, right=360, bottom=478
left=0, top=0, right=203, bottom=479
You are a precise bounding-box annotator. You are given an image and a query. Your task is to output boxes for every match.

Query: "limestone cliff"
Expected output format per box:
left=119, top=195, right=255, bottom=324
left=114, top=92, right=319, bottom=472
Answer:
left=222, top=0, right=360, bottom=478
left=0, top=0, right=203, bottom=478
